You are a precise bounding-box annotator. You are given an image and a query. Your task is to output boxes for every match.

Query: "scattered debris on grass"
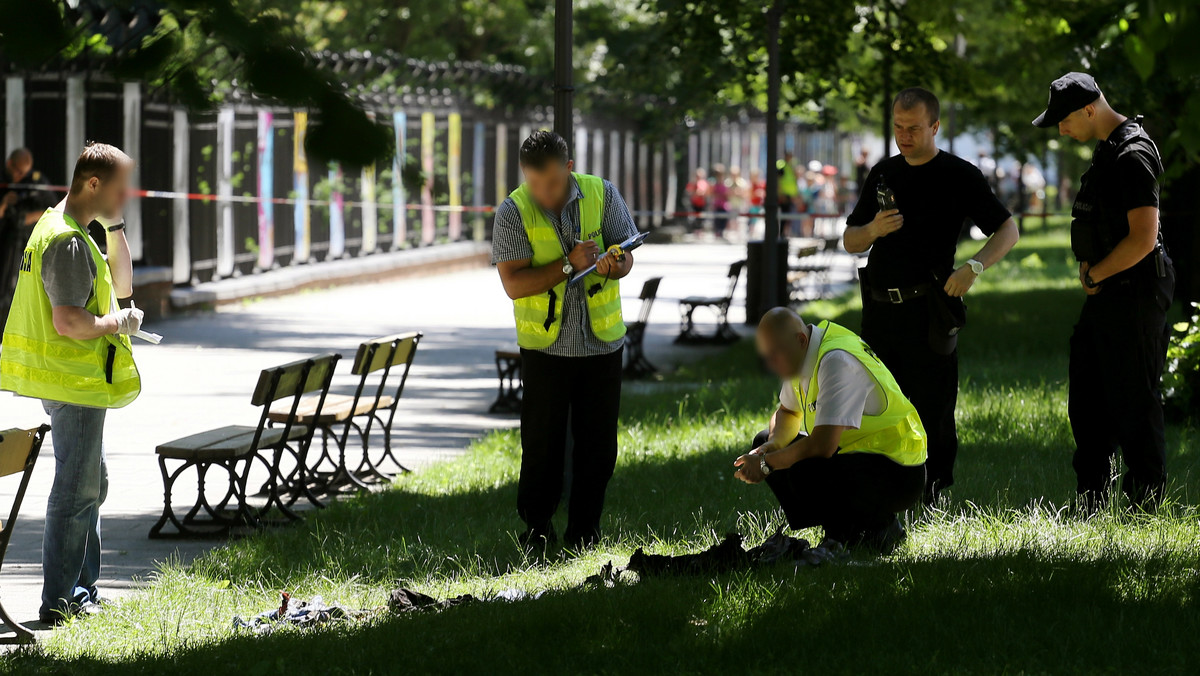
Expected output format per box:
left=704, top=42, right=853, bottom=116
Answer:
left=233, top=592, right=376, bottom=634
left=234, top=532, right=848, bottom=634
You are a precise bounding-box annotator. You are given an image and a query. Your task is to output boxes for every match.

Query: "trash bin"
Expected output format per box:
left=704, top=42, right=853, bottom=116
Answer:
left=745, top=240, right=789, bottom=325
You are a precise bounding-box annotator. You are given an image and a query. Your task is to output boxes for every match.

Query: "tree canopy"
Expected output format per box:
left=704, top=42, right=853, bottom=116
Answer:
left=0, top=0, right=1196, bottom=173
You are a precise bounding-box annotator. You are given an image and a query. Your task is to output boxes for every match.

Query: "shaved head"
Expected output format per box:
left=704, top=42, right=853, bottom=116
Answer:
left=6, top=147, right=32, bottom=182
left=756, top=307, right=812, bottom=379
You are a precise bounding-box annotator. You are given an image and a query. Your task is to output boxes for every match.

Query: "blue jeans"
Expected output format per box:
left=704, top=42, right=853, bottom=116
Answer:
left=40, top=401, right=108, bottom=618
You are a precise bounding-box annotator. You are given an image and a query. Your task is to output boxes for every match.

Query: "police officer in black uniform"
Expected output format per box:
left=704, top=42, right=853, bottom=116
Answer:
left=1033, top=72, right=1175, bottom=511
left=844, top=88, right=1020, bottom=504
left=0, top=148, right=57, bottom=335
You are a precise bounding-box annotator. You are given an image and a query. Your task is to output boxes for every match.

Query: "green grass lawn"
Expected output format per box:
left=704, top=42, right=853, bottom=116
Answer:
left=5, top=226, right=1199, bottom=675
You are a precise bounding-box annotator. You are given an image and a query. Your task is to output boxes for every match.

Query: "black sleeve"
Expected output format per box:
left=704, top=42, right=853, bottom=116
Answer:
left=963, top=164, right=1010, bottom=236
left=845, top=165, right=879, bottom=227
left=1115, top=148, right=1160, bottom=212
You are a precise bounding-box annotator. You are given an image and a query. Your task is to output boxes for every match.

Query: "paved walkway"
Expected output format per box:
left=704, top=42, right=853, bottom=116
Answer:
left=1, top=241, right=849, bottom=631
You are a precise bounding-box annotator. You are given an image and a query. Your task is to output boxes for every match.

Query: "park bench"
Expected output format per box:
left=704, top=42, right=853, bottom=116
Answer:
left=489, top=349, right=523, bottom=414
left=624, top=276, right=663, bottom=379
left=272, top=332, right=422, bottom=492
left=0, top=424, right=49, bottom=644
left=788, top=237, right=839, bottom=303
left=149, top=353, right=340, bottom=538
left=676, top=260, right=744, bottom=344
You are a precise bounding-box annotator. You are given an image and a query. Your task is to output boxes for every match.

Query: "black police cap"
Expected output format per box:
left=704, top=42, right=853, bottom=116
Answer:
left=1032, top=72, right=1103, bottom=128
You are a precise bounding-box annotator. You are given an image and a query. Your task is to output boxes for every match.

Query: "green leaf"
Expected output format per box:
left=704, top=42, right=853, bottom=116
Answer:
left=1124, top=34, right=1155, bottom=80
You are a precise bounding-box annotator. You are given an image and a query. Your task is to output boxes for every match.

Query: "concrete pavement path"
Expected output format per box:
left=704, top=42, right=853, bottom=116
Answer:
left=0, top=241, right=813, bottom=633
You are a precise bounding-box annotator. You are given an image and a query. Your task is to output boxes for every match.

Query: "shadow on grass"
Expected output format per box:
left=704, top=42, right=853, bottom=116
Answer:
left=10, top=551, right=1199, bottom=675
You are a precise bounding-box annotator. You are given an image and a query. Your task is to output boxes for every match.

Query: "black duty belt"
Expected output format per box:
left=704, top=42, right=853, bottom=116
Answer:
left=868, top=282, right=932, bottom=305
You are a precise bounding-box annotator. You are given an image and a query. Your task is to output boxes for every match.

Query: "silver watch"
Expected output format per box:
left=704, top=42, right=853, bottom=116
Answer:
left=967, top=258, right=984, bottom=275
left=759, top=455, right=773, bottom=477
left=562, top=258, right=574, bottom=276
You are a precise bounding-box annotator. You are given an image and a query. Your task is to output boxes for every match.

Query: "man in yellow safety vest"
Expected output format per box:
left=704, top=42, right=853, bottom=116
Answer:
left=735, top=308, right=927, bottom=554
left=0, top=143, right=143, bottom=623
left=492, top=130, right=638, bottom=551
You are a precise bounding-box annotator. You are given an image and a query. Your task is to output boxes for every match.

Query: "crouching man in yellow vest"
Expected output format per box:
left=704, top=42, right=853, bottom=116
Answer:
left=0, top=143, right=143, bottom=623
left=735, top=308, right=927, bottom=554
left=493, top=130, right=638, bottom=551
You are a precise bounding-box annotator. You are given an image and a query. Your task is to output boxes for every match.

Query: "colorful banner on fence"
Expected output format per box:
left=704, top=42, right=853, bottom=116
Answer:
left=293, top=112, right=311, bottom=263
left=362, top=161, right=378, bottom=254
left=257, top=110, right=275, bottom=270
left=421, top=111, right=435, bottom=245
left=393, top=111, right=407, bottom=249
left=329, top=163, right=345, bottom=258
left=448, top=112, right=462, bottom=241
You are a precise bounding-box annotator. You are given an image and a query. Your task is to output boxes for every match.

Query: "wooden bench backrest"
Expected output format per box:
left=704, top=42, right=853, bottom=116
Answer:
left=352, top=332, right=422, bottom=376
left=639, top=277, right=662, bottom=301
left=725, top=260, right=746, bottom=299
left=0, top=428, right=41, bottom=479
left=636, top=277, right=663, bottom=324
left=251, top=353, right=341, bottom=407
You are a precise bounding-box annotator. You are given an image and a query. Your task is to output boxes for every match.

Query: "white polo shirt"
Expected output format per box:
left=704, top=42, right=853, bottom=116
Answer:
left=778, top=323, right=886, bottom=429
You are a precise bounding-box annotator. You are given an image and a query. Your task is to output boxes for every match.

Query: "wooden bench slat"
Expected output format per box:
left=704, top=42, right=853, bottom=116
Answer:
left=266, top=393, right=395, bottom=425
left=156, top=424, right=308, bottom=461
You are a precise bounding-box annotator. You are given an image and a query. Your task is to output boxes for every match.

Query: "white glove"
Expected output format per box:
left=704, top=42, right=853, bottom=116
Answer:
left=112, top=306, right=144, bottom=335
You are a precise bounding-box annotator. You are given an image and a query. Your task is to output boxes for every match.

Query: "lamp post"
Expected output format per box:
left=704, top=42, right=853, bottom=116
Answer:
left=554, top=0, right=574, bottom=153
left=761, top=0, right=783, bottom=313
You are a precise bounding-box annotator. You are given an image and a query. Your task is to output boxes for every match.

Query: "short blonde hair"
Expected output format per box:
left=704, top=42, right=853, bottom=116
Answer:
left=70, top=142, right=132, bottom=191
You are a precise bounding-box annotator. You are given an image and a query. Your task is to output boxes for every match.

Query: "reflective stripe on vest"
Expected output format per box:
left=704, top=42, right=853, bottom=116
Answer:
left=0, top=209, right=141, bottom=408
left=791, top=321, right=926, bottom=466
left=509, top=173, right=625, bottom=349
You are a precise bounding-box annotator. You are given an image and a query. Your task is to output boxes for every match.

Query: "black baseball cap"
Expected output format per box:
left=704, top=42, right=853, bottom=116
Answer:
left=1032, top=72, right=1103, bottom=128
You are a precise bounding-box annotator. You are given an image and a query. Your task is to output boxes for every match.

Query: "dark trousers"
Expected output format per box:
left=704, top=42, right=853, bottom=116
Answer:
left=860, top=296, right=958, bottom=494
left=756, top=430, right=925, bottom=540
left=1069, top=265, right=1174, bottom=508
left=518, top=347, right=623, bottom=540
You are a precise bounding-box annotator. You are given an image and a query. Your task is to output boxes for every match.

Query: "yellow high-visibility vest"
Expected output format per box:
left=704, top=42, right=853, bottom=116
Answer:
left=1, top=209, right=140, bottom=408
left=509, top=173, right=625, bottom=349
left=791, top=321, right=926, bottom=466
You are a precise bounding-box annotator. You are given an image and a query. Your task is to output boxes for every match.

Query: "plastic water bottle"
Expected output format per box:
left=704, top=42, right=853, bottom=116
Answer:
left=876, top=176, right=897, bottom=211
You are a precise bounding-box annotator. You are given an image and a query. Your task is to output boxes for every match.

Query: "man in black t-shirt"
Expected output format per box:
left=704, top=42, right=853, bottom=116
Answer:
left=844, top=88, right=1020, bottom=503
left=1033, top=73, right=1174, bottom=512
left=0, top=148, right=58, bottom=338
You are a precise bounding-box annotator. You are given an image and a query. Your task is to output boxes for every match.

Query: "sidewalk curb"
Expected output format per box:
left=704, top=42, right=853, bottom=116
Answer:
left=169, top=242, right=491, bottom=309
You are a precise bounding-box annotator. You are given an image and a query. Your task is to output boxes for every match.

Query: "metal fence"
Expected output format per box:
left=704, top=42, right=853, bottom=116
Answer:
left=1, top=73, right=851, bottom=287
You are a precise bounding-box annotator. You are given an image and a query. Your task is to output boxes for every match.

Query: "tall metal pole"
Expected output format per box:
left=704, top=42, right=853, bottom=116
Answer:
left=761, top=0, right=782, bottom=313
left=554, top=0, right=574, bottom=154
left=881, top=5, right=893, bottom=159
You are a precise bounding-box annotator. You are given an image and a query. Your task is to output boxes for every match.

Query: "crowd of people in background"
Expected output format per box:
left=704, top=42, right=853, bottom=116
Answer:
left=683, top=142, right=1063, bottom=244
left=685, top=152, right=853, bottom=242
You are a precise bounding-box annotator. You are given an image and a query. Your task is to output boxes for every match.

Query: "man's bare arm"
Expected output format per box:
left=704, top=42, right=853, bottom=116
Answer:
left=52, top=305, right=121, bottom=341
left=496, top=240, right=601, bottom=300
left=968, top=218, right=1020, bottom=268
left=106, top=230, right=133, bottom=299
left=756, top=405, right=803, bottom=454
left=763, top=424, right=847, bottom=471
left=943, top=218, right=1020, bottom=297
left=843, top=209, right=903, bottom=254
left=1087, top=206, right=1159, bottom=284
left=496, top=258, right=570, bottom=300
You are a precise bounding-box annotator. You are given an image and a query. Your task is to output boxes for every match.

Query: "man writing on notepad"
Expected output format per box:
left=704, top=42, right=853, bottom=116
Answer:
left=0, top=142, right=143, bottom=624
left=492, top=130, right=637, bottom=551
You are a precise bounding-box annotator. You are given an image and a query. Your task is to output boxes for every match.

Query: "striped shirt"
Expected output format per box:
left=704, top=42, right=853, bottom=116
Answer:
left=491, top=176, right=638, bottom=357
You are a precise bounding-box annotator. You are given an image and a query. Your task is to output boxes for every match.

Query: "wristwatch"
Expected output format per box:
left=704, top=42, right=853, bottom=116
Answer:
left=759, top=455, right=773, bottom=477
left=967, top=258, right=984, bottom=275
left=562, top=257, right=574, bottom=277
left=1084, top=272, right=1100, bottom=289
